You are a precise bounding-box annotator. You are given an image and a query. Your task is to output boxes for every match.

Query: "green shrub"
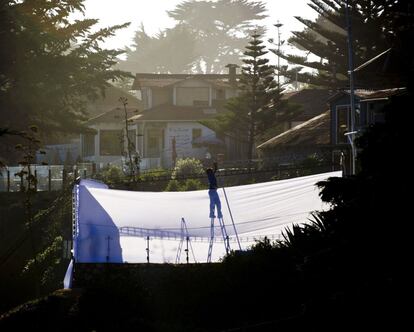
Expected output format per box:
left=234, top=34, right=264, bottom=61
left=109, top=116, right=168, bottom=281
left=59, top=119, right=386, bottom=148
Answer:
left=97, top=165, right=124, bottom=184
left=181, top=179, right=205, bottom=191
left=165, top=179, right=181, bottom=191
left=172, top=158, right=204, bottom=179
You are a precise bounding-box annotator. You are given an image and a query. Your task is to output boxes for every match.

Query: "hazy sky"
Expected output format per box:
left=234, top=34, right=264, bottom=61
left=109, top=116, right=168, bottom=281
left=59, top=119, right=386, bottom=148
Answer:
left=78, top=0, right=318, bottom=54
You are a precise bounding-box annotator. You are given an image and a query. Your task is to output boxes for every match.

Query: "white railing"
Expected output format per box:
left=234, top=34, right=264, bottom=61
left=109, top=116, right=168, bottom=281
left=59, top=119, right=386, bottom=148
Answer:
left=140, top=158, right=161, bottom=171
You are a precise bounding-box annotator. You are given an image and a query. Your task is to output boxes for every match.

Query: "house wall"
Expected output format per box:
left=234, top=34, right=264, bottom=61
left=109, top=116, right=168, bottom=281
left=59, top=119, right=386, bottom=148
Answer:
left=163, top=122, right=214, bottom=168
left=330, top=95, right=352, bottom=145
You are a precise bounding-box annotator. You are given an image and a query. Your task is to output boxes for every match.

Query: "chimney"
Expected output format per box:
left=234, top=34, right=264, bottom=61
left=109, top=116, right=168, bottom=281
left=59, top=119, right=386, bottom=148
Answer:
left=225, top=64, right=239, bottom=86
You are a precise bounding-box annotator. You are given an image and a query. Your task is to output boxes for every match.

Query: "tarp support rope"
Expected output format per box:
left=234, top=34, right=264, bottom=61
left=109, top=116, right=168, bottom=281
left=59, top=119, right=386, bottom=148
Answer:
left=222, top=187, right=242, bottom=250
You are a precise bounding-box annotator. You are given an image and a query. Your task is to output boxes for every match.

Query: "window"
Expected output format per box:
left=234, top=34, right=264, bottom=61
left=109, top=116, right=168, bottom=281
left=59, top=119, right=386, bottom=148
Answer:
left=192, top=128, right=202, bottom=148
left=100, top=130, right=122, bottom=156
left=146, top=128, right=163, bottom=157
left=82, top=133, right=95, bottom=157
left=216, top=89, right=225, bottom=100
left=336, top=106, right=349, bottom=144
left=176, top=87, right=209, bottom=106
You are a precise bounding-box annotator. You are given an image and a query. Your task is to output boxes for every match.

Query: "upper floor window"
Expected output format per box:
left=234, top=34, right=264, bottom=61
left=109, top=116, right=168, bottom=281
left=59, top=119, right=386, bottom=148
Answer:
left=176, top=87, right=209, bottom=106
left=336, top=105, right=349, bottom=144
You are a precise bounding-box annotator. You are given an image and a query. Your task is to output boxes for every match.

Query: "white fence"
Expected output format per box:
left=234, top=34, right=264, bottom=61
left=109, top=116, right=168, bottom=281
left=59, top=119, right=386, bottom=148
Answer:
left=0, top=164, right=93, bottom=192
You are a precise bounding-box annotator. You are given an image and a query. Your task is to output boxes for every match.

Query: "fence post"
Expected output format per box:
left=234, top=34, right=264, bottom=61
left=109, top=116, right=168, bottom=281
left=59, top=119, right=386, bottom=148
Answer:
left=34, top=169, right=37, bottom=192
left=20, top=172, right=24, bottom=192
left=83, top=169, right=87, bottom=179
left=48, top=168, right=52, bottom=192
left=7, top=170, right=10, bottom=192
left=62, top=169, right=67, bottom=190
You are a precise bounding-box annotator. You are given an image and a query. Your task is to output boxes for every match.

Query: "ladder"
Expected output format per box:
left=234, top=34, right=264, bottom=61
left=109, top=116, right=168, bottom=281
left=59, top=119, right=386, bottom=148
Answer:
left=175, top=218, right=197, bottom=264
left=207, top=217, right=231, bottom=263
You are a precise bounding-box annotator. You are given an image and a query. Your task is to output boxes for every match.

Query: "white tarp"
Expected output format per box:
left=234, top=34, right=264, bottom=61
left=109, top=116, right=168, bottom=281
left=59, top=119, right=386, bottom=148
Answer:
left=73, top=171, right=341, bottom=264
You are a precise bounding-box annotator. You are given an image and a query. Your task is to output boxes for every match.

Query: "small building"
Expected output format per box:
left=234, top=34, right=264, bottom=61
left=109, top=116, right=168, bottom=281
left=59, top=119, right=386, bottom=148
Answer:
left=257, top=111, right=332, bottom=166
left=258, top=87, right=406, bottom=173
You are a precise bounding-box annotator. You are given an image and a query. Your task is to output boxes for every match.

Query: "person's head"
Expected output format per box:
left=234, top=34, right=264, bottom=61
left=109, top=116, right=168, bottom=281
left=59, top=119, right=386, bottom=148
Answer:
left=206, top=168, right=214, bottom=176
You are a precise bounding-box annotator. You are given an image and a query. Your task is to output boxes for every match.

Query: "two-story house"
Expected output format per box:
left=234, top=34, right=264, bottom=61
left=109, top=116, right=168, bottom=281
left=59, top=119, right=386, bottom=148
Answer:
left=127, top=66, right=240, bottom=169
left=80, top=65, right=241, bottom=170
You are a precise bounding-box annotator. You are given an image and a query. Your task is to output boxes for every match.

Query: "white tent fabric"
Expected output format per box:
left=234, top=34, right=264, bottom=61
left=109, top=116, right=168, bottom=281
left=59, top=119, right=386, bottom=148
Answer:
left=72, top=171, right=341, bottom=264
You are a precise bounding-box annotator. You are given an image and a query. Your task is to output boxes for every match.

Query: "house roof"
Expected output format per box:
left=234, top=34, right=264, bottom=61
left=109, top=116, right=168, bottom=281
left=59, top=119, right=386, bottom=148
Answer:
left=131, top=73, right=240, bottom=90
left=279, top=89, right=335, bottom=121
left=86, top=85, right=142, bottom=117
left=257, top=111, right=330, bottom=150
left=85, top=107, right=140, bottom=125
left=129, top=104, right=224, bottom=122
left=327, top=87, right=406, bottom=103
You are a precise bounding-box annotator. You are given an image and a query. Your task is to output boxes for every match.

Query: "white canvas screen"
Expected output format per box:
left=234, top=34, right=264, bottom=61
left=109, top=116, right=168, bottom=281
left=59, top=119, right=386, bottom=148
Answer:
left=73, top=171, right=341, bottom=263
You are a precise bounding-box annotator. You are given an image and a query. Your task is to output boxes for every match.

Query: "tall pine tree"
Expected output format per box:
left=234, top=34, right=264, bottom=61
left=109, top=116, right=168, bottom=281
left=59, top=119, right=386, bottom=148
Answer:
left=212, top=32, right=283, bottom=163
left=272, top=0, right=412, bottom=89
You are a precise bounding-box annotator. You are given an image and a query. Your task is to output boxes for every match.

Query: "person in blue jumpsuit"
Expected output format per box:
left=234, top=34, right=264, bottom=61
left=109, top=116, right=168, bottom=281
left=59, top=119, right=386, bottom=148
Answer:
left=206, top=162, right=223, bottom=219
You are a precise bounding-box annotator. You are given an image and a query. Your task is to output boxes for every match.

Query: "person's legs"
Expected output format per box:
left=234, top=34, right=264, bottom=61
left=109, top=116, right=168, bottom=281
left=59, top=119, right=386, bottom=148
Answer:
left=210, top=190, right=223, bottom=219
left=215, top=194, right=223, bottom=218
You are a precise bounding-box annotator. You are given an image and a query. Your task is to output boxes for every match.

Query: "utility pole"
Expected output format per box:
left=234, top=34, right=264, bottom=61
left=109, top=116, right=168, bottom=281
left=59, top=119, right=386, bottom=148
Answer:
left=274, top=21, right=283, bottom=88
left=345, top=0, right=356, bottom=175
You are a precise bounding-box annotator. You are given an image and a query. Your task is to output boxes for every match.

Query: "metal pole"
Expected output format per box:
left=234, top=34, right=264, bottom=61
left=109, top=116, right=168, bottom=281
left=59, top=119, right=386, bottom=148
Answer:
left=345, top=0, right=356, bottom=175
left=222, top=187, right=242, bottom=250
left=185, top=236, right=189, bottom=264
left=62, top=169, right=67, bottom=189
left=106, top=236, right=111, bottom=262
left=146, top=236, right=150, bottom=263
left=274, top=22, right=283, bottom=88
left=48, top=168, right=51, bottom=191
left=20, top=171, right=23, bottom=192
left=7, top=170, right=10, bottom=192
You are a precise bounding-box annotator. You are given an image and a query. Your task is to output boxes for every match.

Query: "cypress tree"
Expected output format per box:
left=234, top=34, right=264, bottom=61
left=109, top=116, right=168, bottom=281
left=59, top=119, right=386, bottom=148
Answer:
left=272, top=0, right=412, bottom=89
left=212, top=32, right=290, bottom=164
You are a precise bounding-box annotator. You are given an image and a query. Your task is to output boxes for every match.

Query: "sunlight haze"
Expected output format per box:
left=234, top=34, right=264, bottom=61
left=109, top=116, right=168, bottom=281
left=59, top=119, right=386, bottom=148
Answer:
left=79, top=0, right=317, bottom=53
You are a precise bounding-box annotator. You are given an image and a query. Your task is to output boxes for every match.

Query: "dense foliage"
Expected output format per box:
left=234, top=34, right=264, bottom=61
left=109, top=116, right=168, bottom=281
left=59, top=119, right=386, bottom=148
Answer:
left=275, top=0, right=414, bottom=88
left=210, top=32, right=300, bottom=162
left=120, top=0, right=267, bottom=73
left=0, top=0, right=130, bottom=135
